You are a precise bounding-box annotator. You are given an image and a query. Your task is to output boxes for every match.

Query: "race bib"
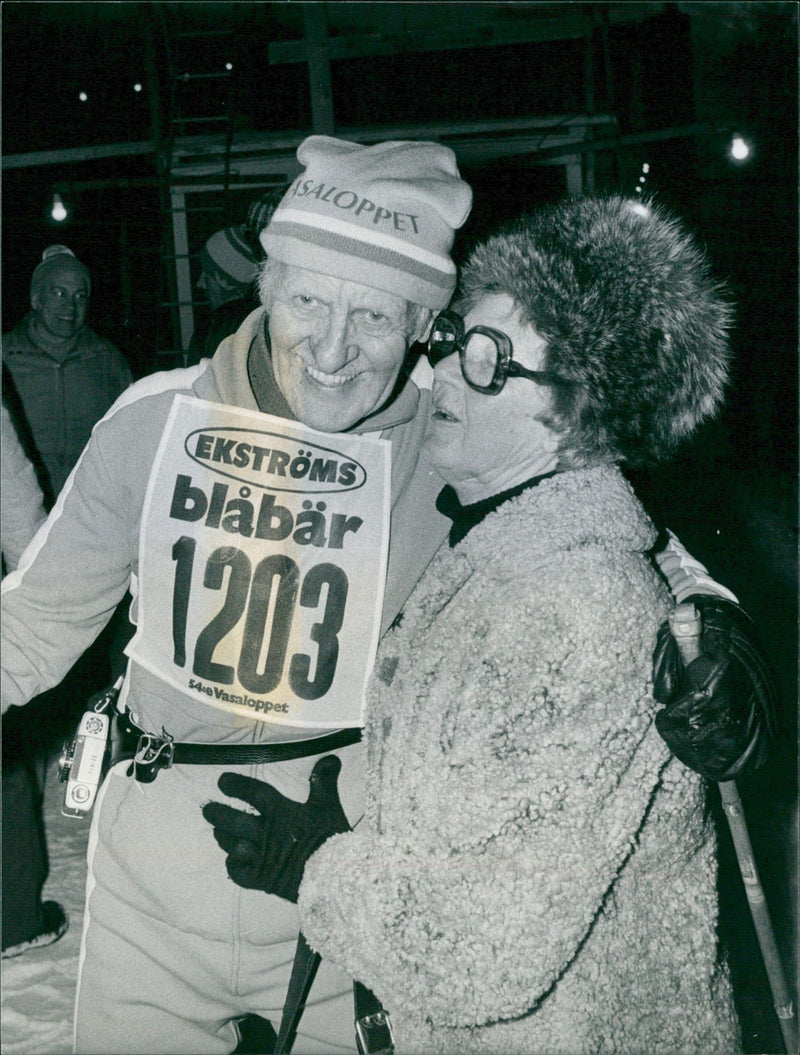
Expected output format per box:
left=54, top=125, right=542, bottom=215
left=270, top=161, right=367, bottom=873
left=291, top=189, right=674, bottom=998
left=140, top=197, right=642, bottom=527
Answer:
left=127, top=395, right=390, bottom=728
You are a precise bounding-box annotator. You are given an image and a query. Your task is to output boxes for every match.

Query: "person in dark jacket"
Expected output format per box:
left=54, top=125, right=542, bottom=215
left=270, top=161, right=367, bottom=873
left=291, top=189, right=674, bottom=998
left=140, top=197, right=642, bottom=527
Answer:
left=3, top=244, right=132, bottom=507
left=4, top=247, right=134, bottom=757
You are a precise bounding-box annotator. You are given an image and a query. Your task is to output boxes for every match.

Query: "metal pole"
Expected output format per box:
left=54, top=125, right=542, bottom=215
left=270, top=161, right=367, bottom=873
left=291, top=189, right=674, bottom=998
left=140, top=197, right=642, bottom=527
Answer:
left=718, top=777, right=797, bottom=1053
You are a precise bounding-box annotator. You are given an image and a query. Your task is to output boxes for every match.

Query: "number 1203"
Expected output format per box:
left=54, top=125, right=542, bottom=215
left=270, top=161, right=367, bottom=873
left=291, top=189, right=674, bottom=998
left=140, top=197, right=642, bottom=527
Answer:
left=171, top=537, right=348, bottom=701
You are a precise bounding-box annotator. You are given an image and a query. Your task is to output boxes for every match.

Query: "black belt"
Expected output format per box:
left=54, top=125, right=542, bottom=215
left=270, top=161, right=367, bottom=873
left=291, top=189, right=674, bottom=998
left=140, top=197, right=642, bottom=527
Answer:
left=111, top=711, right=362, bottom=783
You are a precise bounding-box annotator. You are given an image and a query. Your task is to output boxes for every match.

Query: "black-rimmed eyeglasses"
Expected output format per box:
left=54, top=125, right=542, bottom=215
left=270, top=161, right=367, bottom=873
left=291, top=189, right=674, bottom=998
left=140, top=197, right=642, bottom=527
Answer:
left=427, top=310, right=567, bottom=395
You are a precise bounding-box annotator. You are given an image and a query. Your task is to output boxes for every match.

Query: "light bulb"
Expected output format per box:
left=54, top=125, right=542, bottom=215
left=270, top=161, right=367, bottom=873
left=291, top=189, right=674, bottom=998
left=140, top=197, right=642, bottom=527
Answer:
left=51, top=193, right=68, bottom=222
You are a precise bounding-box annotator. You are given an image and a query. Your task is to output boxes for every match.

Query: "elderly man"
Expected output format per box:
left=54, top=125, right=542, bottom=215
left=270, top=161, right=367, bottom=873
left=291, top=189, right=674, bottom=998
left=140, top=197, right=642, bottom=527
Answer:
left=2, top=137, right=471, bottom=1055
left=1, top=138, right=772, bottom=1055
left=3, top=245, right=132, bottom=506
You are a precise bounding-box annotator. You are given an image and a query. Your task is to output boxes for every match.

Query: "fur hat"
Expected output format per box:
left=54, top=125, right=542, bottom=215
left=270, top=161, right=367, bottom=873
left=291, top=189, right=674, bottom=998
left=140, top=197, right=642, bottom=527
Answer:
left=457, top=196, right=733, bottom=467
left=261, top=136, right=473, bottom=309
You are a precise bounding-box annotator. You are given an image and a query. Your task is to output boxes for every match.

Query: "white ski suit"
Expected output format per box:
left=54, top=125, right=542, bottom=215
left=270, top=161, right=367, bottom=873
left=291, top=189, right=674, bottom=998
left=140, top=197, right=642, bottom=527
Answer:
left=1, top=309, right=450, bottom=1054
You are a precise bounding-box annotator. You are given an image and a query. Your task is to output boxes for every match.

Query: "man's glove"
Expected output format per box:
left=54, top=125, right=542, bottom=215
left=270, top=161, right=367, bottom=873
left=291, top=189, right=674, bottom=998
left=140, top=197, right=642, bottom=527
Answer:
left=202, top=755, right=350, bottom=902
left=653, top=595, right=778, bottom=782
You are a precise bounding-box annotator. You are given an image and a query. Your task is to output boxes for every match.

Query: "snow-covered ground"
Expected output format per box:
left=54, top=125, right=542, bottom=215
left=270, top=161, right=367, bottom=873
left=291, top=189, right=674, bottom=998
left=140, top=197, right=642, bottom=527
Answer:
left=1, top=753, right=90, bottom=1055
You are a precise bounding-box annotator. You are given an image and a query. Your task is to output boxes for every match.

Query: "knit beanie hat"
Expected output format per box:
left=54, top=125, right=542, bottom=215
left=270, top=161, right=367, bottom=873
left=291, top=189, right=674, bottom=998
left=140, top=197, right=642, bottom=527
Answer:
left=457, top=195, right=733, bottom=467
left=260, top=136, right=473, bottom=310
left=245, top=186, right=290, bottom=243
left=200, top=225, right=261, bottom=290
left=31, top=245, right=91, bottom=300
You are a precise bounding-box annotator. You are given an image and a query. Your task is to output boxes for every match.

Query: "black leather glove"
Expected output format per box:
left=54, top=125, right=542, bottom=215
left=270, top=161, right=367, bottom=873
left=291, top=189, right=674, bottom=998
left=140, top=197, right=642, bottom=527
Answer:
left=653, top=595, right=777, bottom=782
left=202, top=755, right=350, bottom=902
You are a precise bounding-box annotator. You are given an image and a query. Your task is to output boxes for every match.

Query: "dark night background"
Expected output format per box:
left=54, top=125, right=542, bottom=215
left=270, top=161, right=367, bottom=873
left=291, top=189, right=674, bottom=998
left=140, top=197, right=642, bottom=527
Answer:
left=2, top=3, right=798, bottom=1052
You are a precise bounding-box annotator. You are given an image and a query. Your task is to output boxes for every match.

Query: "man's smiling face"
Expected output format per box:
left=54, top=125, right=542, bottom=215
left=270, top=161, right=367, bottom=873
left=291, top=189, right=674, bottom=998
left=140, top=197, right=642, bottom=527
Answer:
left=31, top=263, right=89, bottom=340
left=263, top=264, right=421, bottom=433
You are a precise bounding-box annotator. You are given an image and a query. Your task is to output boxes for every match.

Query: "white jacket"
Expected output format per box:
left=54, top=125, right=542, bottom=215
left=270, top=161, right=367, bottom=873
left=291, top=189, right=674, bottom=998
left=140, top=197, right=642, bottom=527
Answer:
left=1, top=310, right=450, bottom=740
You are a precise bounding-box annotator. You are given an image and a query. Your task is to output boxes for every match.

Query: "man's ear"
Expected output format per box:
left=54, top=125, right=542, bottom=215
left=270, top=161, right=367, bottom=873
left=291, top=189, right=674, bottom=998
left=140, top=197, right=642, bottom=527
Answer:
left=31, top=290, right=41, bottom=311
left=412, top=311, right=435, bottom=346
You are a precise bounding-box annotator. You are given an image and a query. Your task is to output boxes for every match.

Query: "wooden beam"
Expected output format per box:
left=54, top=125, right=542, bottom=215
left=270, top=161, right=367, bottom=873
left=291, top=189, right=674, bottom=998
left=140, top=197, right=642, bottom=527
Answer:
left=2, top=116, right=618, bottom=174
left=7, top=119, right=727, bottom=193
left=2, top=141, right=157, bottom=169
left=304, top=5, right=335, bottom=134
left=268, top=14, right=593, bottom=65
left=516, top=120, right=733, bottom=164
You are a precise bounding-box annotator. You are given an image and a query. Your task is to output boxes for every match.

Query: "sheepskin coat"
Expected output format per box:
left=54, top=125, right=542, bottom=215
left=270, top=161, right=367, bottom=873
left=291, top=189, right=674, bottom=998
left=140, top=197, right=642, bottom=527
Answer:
left=299, top=465, right=740, bottom=1054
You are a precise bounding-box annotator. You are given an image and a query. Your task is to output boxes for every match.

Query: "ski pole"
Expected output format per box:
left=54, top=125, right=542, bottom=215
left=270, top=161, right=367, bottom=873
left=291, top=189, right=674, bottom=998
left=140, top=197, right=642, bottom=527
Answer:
left=669, top=603, right=797, bottom=1055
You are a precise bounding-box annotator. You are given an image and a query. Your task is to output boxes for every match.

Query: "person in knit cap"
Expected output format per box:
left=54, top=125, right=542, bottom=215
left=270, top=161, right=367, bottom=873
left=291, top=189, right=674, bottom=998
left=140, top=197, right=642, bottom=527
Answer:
left=3, top=247, right=134, bottom=803
left=197, top=224, right=261, bottom=312
left=3, top=245, right=132, bottom=505
left=2, top=140, right=770, bottom=1053
left=187, top=223, right=262, bottom=364
left=187, top=192, right=288, bottom=364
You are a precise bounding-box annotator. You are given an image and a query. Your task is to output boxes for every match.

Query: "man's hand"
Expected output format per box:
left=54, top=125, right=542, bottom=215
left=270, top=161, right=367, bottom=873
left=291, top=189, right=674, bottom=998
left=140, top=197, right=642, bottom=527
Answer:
left=202, top=755, right=350, bottom=902
left=653, top=595, right=777, bottom=782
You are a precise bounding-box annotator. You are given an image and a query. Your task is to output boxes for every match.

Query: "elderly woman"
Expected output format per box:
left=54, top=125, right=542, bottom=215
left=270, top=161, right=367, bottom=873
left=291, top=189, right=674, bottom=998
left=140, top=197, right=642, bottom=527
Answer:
left=294, top=196, right=742, bottom=1054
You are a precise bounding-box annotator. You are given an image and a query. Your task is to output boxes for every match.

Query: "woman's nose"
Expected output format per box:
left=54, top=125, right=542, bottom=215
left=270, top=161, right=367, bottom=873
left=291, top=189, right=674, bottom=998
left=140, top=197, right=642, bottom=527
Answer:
left=309, top=311, right=357, bottom=372
left=433, top=352, right=462, bottom=382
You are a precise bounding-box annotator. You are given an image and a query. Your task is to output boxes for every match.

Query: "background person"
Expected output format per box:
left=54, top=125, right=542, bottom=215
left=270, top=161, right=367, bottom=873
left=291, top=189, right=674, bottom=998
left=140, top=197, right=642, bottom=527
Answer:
left=0, top=385, right=46, bottom=576
left=3, top=246, right=134, bottom=745
left=1, top=393, right=69, bottom=959
left=3, top=244, right=132, bottom=508
left=187, top=222, right=263, bottom=365
left=185, top=187, right=302, bottom=366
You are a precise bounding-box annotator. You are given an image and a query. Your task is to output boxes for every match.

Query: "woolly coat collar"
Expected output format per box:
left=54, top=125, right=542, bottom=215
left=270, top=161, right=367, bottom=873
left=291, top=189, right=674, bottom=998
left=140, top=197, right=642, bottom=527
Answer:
left=453, top=463, right=656, bottom=561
